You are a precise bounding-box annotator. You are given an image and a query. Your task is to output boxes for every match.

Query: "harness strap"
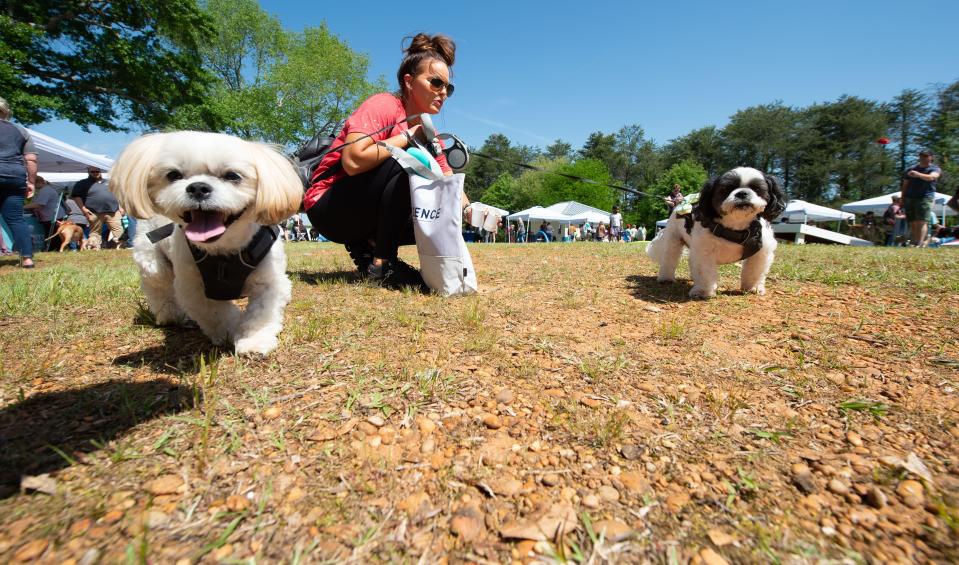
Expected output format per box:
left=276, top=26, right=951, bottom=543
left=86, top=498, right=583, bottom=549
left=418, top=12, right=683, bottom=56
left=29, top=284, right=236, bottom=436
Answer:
left=146, top=223, right=175, bottom=243
left=682, top=205, right=764, bottom=260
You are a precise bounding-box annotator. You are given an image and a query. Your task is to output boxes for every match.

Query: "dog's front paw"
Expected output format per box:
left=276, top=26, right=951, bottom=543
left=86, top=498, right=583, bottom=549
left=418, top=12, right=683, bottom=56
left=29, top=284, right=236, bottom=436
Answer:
left=688, top=286, right=716, bottom=299
left=235, top=334, right=279, bottom=357
left=742, top=285, right=766, bottom=295
left=153, top=308, right=184, bottom=326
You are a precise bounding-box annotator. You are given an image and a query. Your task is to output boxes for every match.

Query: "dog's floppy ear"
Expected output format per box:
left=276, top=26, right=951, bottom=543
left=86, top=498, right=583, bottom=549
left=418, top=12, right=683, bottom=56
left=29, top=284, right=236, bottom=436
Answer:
left=696, top=176, right=720, bottom=222
left=109, top=134, right=164, bottom=219
left=761, top=174, right=787, bottom=220
left=251, top=142, right=304, bottom=226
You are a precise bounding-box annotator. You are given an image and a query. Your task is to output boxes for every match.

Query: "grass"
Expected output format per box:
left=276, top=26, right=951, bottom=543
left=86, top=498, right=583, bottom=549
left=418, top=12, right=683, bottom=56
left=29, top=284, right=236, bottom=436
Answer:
left=838, top=398, right=890, bottom=419
left=1, top=241, right=957, bottom=563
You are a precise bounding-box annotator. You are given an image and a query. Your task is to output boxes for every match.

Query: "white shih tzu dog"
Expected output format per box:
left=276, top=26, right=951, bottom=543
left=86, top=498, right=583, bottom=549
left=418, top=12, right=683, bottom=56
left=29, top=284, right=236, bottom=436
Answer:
left=110, top=131, right=303, bottom=355
left=647, top=167, right=786, bottom=298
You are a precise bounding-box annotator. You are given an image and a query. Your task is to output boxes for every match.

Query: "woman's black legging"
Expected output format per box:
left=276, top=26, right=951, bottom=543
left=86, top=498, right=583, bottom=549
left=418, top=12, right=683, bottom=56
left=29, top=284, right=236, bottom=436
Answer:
left=306, top=158, right=414, bottom=261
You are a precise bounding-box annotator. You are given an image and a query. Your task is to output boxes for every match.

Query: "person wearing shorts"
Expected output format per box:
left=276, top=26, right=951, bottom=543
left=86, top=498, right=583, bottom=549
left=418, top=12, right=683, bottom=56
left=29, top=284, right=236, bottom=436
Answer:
left=900, top=150, right=941, bottom=247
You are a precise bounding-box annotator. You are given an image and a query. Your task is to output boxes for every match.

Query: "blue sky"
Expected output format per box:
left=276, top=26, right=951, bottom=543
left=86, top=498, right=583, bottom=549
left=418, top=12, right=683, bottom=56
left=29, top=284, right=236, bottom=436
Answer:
left=33, top=0, right=959, bottom=162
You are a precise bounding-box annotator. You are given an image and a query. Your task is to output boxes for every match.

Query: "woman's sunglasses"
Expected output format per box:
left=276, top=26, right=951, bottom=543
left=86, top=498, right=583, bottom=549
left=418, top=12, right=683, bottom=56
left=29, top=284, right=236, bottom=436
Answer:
left=426, top=77, right=455, bottom=97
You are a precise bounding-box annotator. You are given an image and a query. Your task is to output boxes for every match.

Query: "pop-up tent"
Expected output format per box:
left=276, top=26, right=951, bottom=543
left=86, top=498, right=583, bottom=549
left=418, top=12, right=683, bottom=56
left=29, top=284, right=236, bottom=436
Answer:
left=779, top=199, right=854, bottom=223
left=506, top=206, right=572, bottom=223
left=543, top=201, right=612, bottom=225
left=841, top=191, right=956, bottom=224
left=28, top=128, right=114, bottom=173
left=470, top=203, right=509, bottom=217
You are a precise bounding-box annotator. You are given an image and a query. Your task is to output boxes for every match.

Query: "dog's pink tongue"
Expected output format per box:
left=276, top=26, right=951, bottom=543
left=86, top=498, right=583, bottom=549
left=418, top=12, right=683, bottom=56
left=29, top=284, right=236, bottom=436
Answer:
left=184, top=211, right=227, bottom=242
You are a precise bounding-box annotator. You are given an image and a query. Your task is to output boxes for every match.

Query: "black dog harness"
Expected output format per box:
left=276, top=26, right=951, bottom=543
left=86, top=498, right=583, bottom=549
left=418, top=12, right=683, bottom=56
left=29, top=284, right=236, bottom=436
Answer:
left=683, top=206, right=764, bottom=260
left=146, top=223, right=280, bottom=301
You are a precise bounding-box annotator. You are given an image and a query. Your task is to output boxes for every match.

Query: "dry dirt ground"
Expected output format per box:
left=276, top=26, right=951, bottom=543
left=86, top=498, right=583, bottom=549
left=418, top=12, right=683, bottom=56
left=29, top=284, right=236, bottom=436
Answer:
left=0, top=242, right=957, bottom=564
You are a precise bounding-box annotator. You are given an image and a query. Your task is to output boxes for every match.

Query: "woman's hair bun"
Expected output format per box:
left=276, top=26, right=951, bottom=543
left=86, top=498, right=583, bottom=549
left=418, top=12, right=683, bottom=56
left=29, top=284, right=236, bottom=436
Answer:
left=404, top=33, right=455, bottom=66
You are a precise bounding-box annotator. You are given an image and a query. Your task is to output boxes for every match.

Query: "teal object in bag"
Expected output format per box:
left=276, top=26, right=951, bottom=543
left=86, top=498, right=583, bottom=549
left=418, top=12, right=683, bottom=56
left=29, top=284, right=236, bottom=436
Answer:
left=406, top=147, right=432, bottom=176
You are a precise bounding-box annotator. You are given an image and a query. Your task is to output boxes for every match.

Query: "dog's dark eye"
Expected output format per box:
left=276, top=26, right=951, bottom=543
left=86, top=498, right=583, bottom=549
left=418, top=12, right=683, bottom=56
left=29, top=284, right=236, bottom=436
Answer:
left=166, top=170, right=183, bottom=182
left=223, top=171, right=242, bottom=182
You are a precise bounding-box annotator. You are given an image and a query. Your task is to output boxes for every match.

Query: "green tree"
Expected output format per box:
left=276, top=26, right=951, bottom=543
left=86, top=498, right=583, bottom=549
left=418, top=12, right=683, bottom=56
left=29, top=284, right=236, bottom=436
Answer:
left=544, top=139, right=573, bottom=161
left=614, top=124, right=661, bottom=188
left=924, top=79, right=959, bottom=194
left=661, top=126, right=727, bottom=177
left=463, top=133, right=538, bottom=201
left=0, top=0, right=213, bottom=130
left=633, top=160, right=708, bottom=229
left=537, top=158, right=616, bottom=211
left=261, top=24, right=385, bottom=145
left=723, top=103, right=794, bottom=171
left=793, top=96, right=893, bottom=202
left=171, top=1, right=382, bottom=146
left=886, top=88, right=930, bottom=174
left=578, top=131, right=621, bottom=175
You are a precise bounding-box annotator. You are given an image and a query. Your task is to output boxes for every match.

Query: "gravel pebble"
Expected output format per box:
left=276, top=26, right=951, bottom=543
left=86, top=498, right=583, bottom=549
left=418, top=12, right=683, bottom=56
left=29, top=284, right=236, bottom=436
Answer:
left=897, top=480, right=924, bottom=508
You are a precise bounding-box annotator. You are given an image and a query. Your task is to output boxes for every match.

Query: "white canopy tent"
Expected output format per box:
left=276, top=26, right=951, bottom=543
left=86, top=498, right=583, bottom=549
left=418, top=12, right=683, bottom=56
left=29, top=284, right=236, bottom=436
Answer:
left=543, top=201, right=612, bottom=225
left=841, top=191, right=955, bottom=224
left=506, top=206, right=573, bottom=223
left=470, top=202, right=510, bottom=217
left=569, top=210, right=610, bottom=225
left=779, top=199, right=854, bottom=223
left=27, top=129, right=114, bottom=173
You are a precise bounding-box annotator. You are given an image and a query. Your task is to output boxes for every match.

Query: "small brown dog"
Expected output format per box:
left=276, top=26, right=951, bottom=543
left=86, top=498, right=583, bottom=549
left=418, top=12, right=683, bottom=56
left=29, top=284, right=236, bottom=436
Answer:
left=46, top=220, right=87, bottom=252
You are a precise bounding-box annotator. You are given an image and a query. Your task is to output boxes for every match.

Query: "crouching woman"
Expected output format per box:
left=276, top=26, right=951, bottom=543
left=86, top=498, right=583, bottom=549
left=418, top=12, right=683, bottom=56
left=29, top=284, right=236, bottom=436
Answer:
left=303, top=33, right=468, bottom=288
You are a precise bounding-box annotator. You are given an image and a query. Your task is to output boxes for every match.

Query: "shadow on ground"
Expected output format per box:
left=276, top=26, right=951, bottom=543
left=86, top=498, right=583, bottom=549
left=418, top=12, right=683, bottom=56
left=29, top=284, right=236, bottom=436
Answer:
left=112, top=306, right=223, bottom=374
left=0, top=379, right=193, bottom=498
left=625, top=274, right=696, bottom=303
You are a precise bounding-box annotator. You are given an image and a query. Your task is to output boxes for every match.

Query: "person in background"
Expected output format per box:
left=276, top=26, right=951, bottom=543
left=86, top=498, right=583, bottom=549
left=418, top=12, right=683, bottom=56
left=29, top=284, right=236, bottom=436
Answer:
left=23, top=176, right=64, bottom=250
left=122, top=210, right=137, bottom=249
left=516, top=217, right=526, bottom=243
left=71, top=166, right=122, bottom=249
left=861, top=211, right=878, bottom=242
left=0, top=97, right=38, bottom=267
left=901, top=150, right=941, bottom=247
left=637, top=224, right=647, bottom=242
left=882, top=196, right=906, bottom=246
left=609, top=205, right=623, bottom=241
left=664, top=184, right=684, bottom=215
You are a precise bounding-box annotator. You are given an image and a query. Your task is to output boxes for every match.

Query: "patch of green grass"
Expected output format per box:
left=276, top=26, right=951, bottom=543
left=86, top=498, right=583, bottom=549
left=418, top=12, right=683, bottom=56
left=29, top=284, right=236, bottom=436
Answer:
left=748, top=428, right=792, bottom=445
left=839, top=398, right=889, bottom=419
left=656, top=320, right=687, bottom=340
left=0, top=256, right=140, bottom=318
left=773, top=245, right=959, bottom=292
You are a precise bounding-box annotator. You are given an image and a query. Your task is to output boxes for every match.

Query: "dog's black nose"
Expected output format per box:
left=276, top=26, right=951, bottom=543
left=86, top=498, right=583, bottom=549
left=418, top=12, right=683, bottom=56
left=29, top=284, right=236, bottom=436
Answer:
left=186, top=182, right=213, bottom=200
left=734, top=190, right=750, bottom=200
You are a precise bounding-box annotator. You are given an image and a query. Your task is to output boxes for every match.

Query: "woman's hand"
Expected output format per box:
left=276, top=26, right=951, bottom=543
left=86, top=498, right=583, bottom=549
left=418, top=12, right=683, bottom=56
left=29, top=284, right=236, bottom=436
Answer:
left=405, top=124, right=424, bottom=145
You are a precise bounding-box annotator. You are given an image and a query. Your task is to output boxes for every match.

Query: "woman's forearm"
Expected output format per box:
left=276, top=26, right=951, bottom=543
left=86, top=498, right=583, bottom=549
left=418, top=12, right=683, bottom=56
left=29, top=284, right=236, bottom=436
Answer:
left=341, top=133, right=410, bottom=176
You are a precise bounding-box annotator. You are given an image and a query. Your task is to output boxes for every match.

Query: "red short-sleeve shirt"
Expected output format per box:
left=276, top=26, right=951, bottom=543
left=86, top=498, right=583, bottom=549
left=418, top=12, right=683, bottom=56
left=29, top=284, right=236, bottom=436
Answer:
left=303, top=93, right=451, bottom=210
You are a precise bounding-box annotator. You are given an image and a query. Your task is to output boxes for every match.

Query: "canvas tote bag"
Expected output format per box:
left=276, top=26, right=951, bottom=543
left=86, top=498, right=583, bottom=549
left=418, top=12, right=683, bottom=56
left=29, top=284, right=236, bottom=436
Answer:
left=380, top=143, right=478, bottom=296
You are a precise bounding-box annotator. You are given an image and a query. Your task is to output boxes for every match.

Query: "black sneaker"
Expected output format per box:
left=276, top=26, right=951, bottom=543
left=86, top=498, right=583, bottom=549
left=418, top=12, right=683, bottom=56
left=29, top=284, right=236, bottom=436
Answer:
left=345, top=242, right=374, bottom=273
left=366, top=258, right=426, bottom=289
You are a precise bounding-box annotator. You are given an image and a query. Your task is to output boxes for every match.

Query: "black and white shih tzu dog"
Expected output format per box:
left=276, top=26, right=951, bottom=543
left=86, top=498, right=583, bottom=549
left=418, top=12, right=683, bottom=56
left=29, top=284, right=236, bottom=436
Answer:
left=110, top=131, right=303, bottom=355
left=647, top=167, right=786, bottom=298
